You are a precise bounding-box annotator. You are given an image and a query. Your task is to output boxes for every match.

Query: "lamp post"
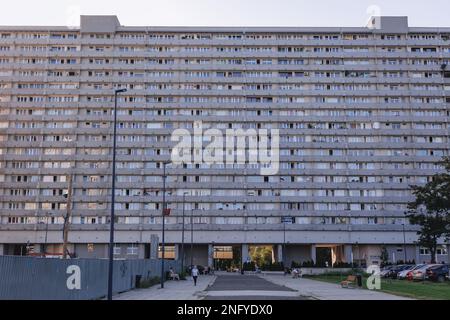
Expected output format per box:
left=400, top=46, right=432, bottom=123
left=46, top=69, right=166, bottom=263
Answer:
left=190, top=207, right=194, bottom=268
left=283, top=219, right=286, bottom=269
left=403, top=212, right=407, bottom=263
left=161, top=161, right=168, bottom=289
left=181, top=192, right=188, bottom=273
left=107, top=88, right=127, bottom=301
left=44, top=212, right=49, bottom=256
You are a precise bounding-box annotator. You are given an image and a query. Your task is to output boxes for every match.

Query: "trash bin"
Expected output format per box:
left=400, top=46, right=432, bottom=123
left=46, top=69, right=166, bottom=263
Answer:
left=356, top=274, right=363, bottom=287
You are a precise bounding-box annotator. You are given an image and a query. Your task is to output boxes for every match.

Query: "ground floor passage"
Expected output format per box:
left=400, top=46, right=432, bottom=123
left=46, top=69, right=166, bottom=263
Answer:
left=1, top=242, right=449, bottom=266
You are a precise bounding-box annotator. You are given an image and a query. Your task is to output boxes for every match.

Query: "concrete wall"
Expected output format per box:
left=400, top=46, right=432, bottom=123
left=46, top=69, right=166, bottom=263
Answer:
left=383, top=245, right=418, bottom=263
left=183, top=245, right=208, bottom=267
left=352, top=245, right=381, bottom=265
left=284, top=245, right=311, bottom=266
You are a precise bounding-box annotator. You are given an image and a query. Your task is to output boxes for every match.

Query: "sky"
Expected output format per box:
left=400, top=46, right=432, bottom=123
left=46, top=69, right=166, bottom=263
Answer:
left=0, top=0, right=448, bottom=27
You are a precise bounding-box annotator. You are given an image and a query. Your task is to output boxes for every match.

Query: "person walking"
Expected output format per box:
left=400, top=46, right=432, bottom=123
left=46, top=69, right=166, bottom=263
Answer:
left=191, top=265, right=199, bottom=286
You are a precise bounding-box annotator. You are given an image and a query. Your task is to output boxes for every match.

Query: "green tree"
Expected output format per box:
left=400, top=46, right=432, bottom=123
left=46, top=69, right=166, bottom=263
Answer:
left=249, top=246, right=273, bottom=267
left=406, top=157, right=450, bottom=263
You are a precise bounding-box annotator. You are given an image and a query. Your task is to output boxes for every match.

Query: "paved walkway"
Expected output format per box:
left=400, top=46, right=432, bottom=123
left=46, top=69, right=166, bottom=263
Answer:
left=201, top=273, right=308, bottom=300
left=113, top=273, right=413, bottom=300
left=259, top=274, right=412, bottom=300
left=113, top=275, right=216, bottom=300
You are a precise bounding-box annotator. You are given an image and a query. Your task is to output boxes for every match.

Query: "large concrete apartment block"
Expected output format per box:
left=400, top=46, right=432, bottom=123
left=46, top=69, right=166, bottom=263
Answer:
left=0, top=15, right=449, bottom=266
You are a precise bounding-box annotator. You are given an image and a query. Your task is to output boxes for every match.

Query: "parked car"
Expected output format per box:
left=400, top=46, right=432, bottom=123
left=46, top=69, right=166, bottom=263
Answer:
left=380, top=266, right=394, bottom=278
left=411, top=264, right=440, bottom=281
left=398, top=264, right=426, bottom=280
left=426, top=264, right=449, bottom=282
left=388, top=264, right=414, bottom=279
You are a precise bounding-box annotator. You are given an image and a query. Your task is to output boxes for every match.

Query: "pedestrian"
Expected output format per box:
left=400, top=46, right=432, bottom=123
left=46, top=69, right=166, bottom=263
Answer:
left=191, top=265, right=199, bottom=286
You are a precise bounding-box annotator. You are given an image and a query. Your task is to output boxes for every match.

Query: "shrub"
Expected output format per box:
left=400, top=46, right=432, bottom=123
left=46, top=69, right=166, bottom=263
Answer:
left=260, top=262, right=284, bottom=271
left=301, top=260, right=316, bottom=267
left=243, top=261, right=256, bottom=271
left=179, top=271, right=187, bottom=280
left=333, top=261, right=353, bottom=268
left=138, top=276, right=160, bottom=288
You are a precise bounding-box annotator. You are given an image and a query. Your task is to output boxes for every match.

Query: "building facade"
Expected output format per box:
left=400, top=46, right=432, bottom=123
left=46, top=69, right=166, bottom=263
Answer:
left=0, top=15, right=449, bottom=266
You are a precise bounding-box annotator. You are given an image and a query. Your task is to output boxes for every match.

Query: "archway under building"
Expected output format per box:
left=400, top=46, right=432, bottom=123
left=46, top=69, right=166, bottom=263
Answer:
left=315, top=244, right=346, bottom=267
left=212, top=245, right=241, bottom=271
left=248, top=245, right=275, bottom=267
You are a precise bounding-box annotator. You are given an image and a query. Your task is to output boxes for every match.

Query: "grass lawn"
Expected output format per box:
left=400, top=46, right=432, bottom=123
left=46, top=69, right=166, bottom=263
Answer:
left=304, top=274, right=450, bottom=300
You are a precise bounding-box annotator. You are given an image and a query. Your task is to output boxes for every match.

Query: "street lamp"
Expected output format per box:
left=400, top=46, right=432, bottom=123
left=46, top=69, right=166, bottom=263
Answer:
left=181, top=192, right=188, bottom=273
left=403, top=212, right=407, bottom=263
left=44, top=212, right=49, bottom=256
left=160, top=161, right=169, bottom=289
left=283, top=219, right=286, bottom=269
left=190, top=206, right=194, bottom=268
left=107, top=88, right=127, bottom=301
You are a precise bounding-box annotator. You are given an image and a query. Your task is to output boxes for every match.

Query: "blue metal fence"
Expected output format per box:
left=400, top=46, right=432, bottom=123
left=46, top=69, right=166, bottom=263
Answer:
left=0, top=255, right=180, bottom=300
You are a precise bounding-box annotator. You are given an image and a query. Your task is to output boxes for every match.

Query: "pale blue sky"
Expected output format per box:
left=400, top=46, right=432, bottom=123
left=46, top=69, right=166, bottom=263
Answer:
left=1, top=0, right=449, bottom=27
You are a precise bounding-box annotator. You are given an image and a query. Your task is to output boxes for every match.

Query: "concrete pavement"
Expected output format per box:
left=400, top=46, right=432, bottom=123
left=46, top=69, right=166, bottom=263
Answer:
left=113, top=275, right=216, bottom=300
left=259, top=274, right=412, bottom=300
left=202, top=273, right=308, bottom=300
left=113, top=273, right=412, bottom=300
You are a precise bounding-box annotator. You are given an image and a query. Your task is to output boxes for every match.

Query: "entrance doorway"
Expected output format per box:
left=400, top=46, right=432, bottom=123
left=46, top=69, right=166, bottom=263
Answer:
left=315, top=245, right=346, bottom=267
left=316, top=247, right=332, bottom=267
left=7, top=244, right=31, bottom=256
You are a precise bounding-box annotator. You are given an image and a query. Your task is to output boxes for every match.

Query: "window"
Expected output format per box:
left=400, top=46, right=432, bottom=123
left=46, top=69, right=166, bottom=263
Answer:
left=126, top=244, right=138, bottom=255
left=419, top=247, right=447, bottom=255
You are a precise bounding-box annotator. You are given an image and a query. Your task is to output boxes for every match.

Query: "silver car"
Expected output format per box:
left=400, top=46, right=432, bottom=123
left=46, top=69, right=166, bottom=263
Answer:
left=411, top=264, right=440, bottom=281
left=397, top=264, right=426, bottom=280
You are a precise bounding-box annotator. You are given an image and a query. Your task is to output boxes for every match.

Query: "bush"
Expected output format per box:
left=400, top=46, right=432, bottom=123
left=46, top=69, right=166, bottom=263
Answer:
left=243, top=261, right=256, bottom=271
left=321, top=269, right=360, bottom=277
left=179, top=271, right=187, bottom=280
left=295, top=261, right=355, bottom=268
left=260, top=262, right=284, bottom=271
left=333, top=261, right=353, bottom=268
left=138, top=276, right=160, bottom=288
left=301, top=260, right=316, bottom=267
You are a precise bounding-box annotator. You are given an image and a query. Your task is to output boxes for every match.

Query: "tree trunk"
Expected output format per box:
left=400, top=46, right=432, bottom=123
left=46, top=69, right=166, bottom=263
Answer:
left=430, top=247, right=437, bottom=263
